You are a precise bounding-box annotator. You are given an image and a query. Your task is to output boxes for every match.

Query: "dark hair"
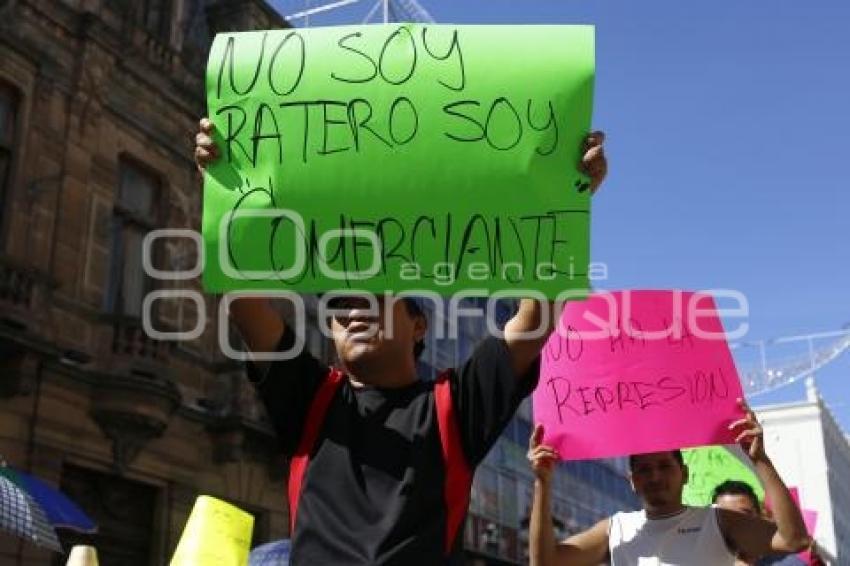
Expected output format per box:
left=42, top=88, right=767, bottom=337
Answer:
left=712, top=480, right=760, bottom=513
left=402, top=298, right=426, bottom=360
left=628, top=450, right=684, bottom=470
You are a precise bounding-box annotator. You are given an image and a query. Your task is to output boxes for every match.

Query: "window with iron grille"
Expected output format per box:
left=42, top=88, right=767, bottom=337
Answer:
left=106, top=159, right=160, bottom=317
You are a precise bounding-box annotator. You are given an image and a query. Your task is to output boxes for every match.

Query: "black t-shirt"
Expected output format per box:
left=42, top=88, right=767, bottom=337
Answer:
left=249, top=329, right=540, bottom=565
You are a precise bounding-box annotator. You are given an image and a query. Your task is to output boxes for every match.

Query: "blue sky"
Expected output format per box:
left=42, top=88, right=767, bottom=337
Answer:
left=270, top=0, right=850, bottom=429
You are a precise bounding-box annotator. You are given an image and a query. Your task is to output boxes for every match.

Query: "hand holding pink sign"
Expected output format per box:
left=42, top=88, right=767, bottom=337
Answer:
left=532, top=290, right=746, bottom=460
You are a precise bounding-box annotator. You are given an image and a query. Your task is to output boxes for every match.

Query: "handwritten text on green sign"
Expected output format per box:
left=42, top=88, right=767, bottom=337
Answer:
left=202, top=24, right=595, bottom=296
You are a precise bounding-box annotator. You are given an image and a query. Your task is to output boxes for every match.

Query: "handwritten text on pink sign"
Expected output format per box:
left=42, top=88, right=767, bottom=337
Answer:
left=533, top=290, right=745, bottom=460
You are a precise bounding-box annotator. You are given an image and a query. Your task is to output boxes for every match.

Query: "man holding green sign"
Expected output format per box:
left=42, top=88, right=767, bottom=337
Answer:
left=195, top=24, right=606, bottom=565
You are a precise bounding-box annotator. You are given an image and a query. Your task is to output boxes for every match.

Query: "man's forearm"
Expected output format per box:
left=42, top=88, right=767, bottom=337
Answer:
left=515, top=299, right=558, bottom=333
left=754, top=457, right=810, bottom=551
left=229, top=297, right=285, bottom=355
left=530, top=478, right=558, bottom=566
left=504, top=299, right=559, bottom=375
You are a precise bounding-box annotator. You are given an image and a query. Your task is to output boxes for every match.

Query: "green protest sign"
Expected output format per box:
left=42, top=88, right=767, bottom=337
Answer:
left=202, top=24, right=595, bottom=296
left=682, top=445, right=765, bottom=506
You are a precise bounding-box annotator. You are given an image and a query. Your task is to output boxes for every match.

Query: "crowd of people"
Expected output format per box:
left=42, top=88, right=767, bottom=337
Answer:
left=527, top=400, right=814, bottom=565
left=195, top=121, right=817, bottom=565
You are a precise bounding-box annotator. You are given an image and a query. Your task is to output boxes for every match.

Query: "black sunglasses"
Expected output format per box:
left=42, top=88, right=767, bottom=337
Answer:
left=326, top=296, right=380, bottom=311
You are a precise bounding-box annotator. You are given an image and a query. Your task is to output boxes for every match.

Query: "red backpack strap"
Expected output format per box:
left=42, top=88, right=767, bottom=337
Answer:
left=434, top=370, right=473, bottom=555
left=288, top=368, right=345, bottom=534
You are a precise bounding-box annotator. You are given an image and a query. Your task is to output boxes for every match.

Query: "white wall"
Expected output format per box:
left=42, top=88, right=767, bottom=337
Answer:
left=756, top=401, right=839, bottom=562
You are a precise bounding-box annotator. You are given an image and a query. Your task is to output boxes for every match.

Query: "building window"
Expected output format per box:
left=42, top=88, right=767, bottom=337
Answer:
left=0, top=83, right=19, bottom=221
left=142, top=0, right=174, bottom=43
left=55, top=464, right=156, bottom=565
left=107, top=160, right=160, bottom=318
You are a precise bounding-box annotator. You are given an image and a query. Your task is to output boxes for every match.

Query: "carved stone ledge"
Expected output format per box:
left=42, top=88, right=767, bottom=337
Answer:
left=108, top=316, right=172, bottom=365
left=90, top=372, right=181, bottom=474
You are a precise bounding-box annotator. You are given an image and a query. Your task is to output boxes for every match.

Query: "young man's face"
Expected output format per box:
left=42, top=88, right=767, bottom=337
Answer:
left=329, top=295, right=427, bottom=382
left=629, top=452, right=688, bottom=510
left=714, top=494, right=758, bottom=517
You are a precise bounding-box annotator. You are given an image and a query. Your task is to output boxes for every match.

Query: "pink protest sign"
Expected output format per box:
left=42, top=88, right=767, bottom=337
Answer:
left=533, top=290, right=745, bottom=460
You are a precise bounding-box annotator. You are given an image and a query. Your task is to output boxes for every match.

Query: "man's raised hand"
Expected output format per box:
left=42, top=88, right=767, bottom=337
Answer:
left=194, top=117, right=219, bottom=174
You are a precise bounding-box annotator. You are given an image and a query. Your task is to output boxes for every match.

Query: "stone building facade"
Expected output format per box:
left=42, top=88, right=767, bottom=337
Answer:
left=0, top=1, right=294, bottom=564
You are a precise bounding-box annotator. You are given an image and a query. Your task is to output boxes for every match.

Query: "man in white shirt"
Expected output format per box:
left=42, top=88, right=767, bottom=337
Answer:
left=527, top=399, right=810, bottom=566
